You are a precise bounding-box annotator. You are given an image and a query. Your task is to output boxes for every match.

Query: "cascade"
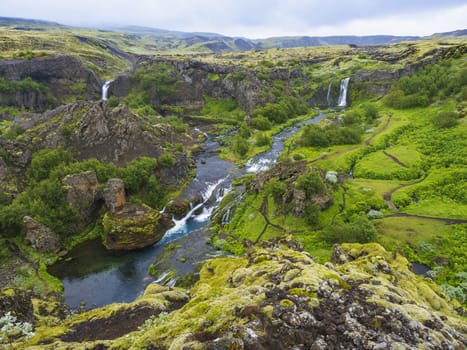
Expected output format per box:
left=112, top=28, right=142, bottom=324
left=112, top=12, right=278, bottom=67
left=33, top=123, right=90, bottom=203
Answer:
left=326, top=81, right=333, bottom=107
left=337, top=77, right=350, bottom=107
left=102, top=80, right=112, bottom=101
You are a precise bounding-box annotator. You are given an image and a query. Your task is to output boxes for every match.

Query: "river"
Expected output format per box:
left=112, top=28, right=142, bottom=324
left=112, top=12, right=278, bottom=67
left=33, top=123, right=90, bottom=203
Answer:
left=49, top=113, right=325, bottom=309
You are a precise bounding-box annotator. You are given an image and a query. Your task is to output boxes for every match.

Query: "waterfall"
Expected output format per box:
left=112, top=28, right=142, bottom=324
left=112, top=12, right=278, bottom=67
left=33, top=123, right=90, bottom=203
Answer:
left=102, top=80, right=112, bottom=101
left=337, top=77, right=350, bottom=107
left=326, top=81, right=333, bottom=107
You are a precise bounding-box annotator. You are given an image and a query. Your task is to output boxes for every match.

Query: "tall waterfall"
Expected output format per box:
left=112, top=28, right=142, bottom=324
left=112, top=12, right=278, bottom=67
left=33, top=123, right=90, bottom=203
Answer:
left=326, top=81, right=333, bottom=107
left=337, top=77, right=350, bottom=107
left=102, top=80, right=112, bottom=101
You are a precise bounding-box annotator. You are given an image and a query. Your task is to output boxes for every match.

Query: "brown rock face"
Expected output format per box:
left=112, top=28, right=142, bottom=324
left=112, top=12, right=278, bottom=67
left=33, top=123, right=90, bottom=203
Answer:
left=0, top=55, right=101, bottom=110
left=62, top=171, right=99, bottom=228
left=103, top=178, right=126, bottom=214
left=23, top=216, right=61, bottom=253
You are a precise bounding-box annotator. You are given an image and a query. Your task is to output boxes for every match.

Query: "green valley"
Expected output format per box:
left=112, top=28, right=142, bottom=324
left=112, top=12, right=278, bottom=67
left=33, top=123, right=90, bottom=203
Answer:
left=0, top=15, right=466, bottom=350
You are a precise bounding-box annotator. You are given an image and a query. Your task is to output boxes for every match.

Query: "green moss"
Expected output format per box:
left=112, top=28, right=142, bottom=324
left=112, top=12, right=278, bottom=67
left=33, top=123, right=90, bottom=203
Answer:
left=279, top=299, right=294, bottom=308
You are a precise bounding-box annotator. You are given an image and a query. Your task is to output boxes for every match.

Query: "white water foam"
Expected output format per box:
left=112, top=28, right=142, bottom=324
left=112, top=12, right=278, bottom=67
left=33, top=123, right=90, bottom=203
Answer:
left=102, top=80, right=112, bottom=101
left=246, top=158, right=273, bottom=173
left=337, top=77, right=350, bottom=107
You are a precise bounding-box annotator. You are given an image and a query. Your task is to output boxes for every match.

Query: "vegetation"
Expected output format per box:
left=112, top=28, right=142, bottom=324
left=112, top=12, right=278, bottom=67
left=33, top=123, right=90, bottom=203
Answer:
left=0, top=22, right=466, bottom=335
left=0, top=148, right=168, bottom=238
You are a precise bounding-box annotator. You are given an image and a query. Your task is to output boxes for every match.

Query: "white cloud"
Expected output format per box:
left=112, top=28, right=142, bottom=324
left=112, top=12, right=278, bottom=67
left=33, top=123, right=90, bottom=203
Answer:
left=0, top=0, right=465, bottom=37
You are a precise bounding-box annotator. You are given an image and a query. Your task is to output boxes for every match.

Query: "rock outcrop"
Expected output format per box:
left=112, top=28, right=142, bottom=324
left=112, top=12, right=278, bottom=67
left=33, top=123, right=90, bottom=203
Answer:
left=62, top=171, right=100, bottom=228
left=101, top=179, right=173, bottom=250
left=23, top=240, right=467, bottom=349
left=0, top=288, right=34, bottom=325
left=102, top=178, right=126, bottom=214
left=102, top=203, right=173, bottom=251
left=13, top=101, right=193, bottom=177
left=23, top=216, right=61, bottom=253
left=0, top=55, right=101, bottom=110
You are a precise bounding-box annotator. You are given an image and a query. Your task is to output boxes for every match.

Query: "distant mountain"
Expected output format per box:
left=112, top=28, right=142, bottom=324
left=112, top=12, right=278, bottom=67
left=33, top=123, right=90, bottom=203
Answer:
left=429, top=29, right=467, bottom=38
left=108, top=25, right=225, bottom=39
left=0, top=16, right=465, bottom=53
left=0, top=16, right=66, bottom=29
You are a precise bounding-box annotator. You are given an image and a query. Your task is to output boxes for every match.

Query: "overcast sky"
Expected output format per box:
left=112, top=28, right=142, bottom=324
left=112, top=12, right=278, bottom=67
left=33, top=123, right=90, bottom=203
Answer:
left=1, top=0, right=466, bottom=38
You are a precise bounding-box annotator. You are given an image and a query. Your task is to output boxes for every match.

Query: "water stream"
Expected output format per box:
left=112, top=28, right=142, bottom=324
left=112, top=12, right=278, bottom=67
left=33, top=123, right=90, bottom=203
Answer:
left=337, top=77, right=350, bottom=107
left=49, top=113, right=325, bottom=309
left=102, top=80, right=112, bottom=101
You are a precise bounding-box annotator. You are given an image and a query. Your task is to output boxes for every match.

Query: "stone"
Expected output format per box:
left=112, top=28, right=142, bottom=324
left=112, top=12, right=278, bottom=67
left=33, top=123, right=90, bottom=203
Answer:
left=292, top=188, right=306, bottom=217
left=103, top=178, right=126, bottom=213
left=23, top=216, right=61, bottom=253
left=0, top=288, right=34, bottom=324
left=165, top=198, right=190, bottom=220
left=102, top=204, right=174, bottom=250
left=62, top=171, right=99, bottom=227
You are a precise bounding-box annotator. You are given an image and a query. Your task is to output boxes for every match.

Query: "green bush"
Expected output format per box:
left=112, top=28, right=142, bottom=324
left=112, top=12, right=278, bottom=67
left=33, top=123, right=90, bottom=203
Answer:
left=28, top=147, right=74, bottom=183
left=320, top=216, right=377, bottom=244
left=158, top=153, right=175, bottom=168
left=304, top=203, right=320, bottom=226
left=295, top=171, right=326, bottom=198
left=232, top=136, right=249, bottom=157
left=255, top=133, right=272, bottom=147
left=300, top=123, right=361, bottom=147
left=107, top=96, right=119, bottom=107
left=165, top=115, right=187, bottom=133
left=250, top=117, right=272, bottom=131
left=341, top=110, right=361, bottom=126
left=264, top=179, right=286, bottom=203
left=431, top=111, right=459, bottom=128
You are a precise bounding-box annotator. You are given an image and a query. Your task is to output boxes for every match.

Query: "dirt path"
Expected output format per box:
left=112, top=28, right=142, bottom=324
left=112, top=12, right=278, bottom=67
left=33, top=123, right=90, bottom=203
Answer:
left=365, top=113, right=392, bottom=147
left=383, top=174, right=427, bottom=212
left=383, top=150, right=408, bottom=168
left=385, top=212, right=467, bottom=224
left=255, top=195, right=289, bottom=243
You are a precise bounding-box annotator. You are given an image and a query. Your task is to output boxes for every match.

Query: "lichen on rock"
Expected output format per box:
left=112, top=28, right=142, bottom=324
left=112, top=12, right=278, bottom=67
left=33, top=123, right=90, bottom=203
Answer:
left=102, top=203, right=173, bottom=250
left=17, top=240, right=467, bottom=349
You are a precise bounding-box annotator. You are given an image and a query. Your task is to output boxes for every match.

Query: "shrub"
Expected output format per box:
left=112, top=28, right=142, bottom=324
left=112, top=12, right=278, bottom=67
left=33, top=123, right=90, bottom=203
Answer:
left=255, top=133, right=272, bottom=147
left=362, top=103, right=378, bottom=121
left=107, top=96, right=119, bottom=107
left=232, top=136, right=249, bottom=157
left=265, top=179, right=286, bottom=203
left=158, top=153, right=175, bottom=168
left=320, top=216, right=377, bottom=244
left=304, top=203, right=320, bottom=226
left=250, top=117, right=272, bottom=131
left=431, top=111, right=459, bottom=128
left=295, top=171, right=326, bottom=198
left=341, top=110, right=361, bottom=126
left=28, top=147, right=74, bottom=183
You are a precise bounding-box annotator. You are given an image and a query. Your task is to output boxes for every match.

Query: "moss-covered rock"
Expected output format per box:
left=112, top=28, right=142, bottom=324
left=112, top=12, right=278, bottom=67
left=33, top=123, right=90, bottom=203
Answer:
left=102, top=203, right=174, bottom=250
left=17, top=240, right=467, bottom=349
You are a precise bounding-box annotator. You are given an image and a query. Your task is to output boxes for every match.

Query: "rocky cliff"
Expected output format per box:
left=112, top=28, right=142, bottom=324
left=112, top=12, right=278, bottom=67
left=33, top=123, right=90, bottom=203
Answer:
left=10, top=100, right=193, bottom=169
left=19, top=240, right=466, bottom=349
left=0, top=55, right=101, bottom=110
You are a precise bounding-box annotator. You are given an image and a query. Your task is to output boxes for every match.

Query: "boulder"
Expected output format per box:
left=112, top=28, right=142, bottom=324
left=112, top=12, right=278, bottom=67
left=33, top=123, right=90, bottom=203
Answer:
left=62, top=171, right=99, bottom=227
left=102, top=204, right=173, bottom=250
left=23, top=216, right=61, bottom=253
left=103, top=178, right=126, bottom=214
left=292, top=188, right=306, bottom=217
left=165, top=199, right=190, bottom=220
left=0, top=288, right=34, bottom=324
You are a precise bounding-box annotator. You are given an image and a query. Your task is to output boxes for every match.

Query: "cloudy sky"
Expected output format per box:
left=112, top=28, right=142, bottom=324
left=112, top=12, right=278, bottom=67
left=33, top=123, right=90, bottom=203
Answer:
left=0, top=0, right=466, bottom=38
